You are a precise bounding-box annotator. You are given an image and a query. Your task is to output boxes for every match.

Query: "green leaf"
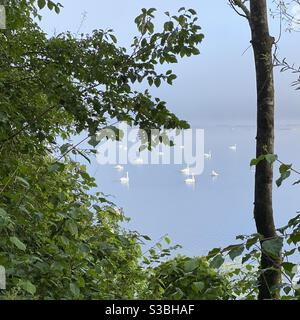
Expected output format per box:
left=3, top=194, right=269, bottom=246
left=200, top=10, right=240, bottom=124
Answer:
left=184, top=258, right=198, bottom=272
left=0, top=208, right=11, bottom=227
left=279, top=163, right=292, bottom=174
left=10, top=236, right=26, bottom=251
left=192, top=281, right=205, bottom=292
left=171, top=287, right=184, bottom=299
left=242, top=253, right=252, bottom=264
left=210, top=255, right=225, bottom=269
left=15, top=176, right=30, bottom=188
left=262, top=237, right=283, bottom=259
left=48, top=162, right=65, bottom=173
left=282, top=262, right=296, bottom=273
left=228, top=245, right=244, bottom=261
left=188, top=9, right=197, bottom=15
left=164, top=235, right=171, bottom=245
left=47, top=0, right=54, bottom=10
left=251, top=154, right=278, bottom=166
left=289, top=232, right=300, bottom=244
left=0, top=208, right=7, bottom=217
left=147, top=77, right=153, bottom=86
left=66, top=220, right=78, bottom=237
left=88, top=136, right=100, bottom=147
left=250, top=154, right=266, bottom=166
left=70, top=282, right=80, bottom=296
left=276, top=170, right=291, bottom=187
left=164, top=21, right=174, bottom=32
left=276, top=164, right=292, bottom=187
left=60, top=143, right=72, bottom=154
left=54, top=5, right=61, bottom=14
left=147, top=8, right=156, bottom=15
left=191, top=47, right=200, bottom=55
left=167, top=74, right=177, bottom=85
left=283, top=286, right=291, bottom=295
left=167, top=55, right=177, bottom=63
left=265, top=154, right=278, bottom=164
left=154, top=78, right=161, bottom=87
left=246, top=235, right=259, bottom=250
left=20, top=280, right=36, bottom=295
left=207, top=247, right=221, bottom=258
left=109, top=34, right=117, bottom=43
left=37, top=0, right=46, bottom=9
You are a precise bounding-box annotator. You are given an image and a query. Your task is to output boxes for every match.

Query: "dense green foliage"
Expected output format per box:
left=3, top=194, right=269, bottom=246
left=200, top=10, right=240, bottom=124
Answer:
left=0, top=155, right=145, bottom=299
left=141, top=256, right=231, bottom=300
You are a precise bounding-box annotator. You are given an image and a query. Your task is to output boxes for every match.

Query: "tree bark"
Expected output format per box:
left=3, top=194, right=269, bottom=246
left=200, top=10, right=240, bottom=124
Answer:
left=249, top=0, right=281, bottom=299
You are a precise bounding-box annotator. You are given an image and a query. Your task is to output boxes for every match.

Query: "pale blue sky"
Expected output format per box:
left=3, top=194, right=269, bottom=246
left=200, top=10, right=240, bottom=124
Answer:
left=39, top=0, right=300, bottom=125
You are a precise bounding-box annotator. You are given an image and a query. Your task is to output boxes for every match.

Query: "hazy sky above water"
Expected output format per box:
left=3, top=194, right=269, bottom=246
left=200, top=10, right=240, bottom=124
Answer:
left=39, top=0, right=300, bottom=125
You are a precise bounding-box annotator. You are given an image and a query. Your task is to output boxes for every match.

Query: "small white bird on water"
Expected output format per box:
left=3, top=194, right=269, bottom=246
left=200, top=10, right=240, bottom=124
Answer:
left=185, top=174, right=195, bottom=184
left=229, top=144, right=237, bottom=151
left=181, top=165, right=190, bottom=175
left=120, top=172, right=129, bottom=184
left=211, top=170, right=219, bottom=177
left=204, top=150, right=212, bottom=159
left=114, top=165, right=124, bottom=171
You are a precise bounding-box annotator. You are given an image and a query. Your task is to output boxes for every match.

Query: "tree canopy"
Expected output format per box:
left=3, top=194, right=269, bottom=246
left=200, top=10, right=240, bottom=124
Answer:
left=0, top=0, right=207, bottom=299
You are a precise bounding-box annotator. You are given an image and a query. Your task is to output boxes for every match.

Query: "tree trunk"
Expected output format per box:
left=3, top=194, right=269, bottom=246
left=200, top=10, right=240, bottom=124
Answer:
left=249, top=0, right=281, bottom=299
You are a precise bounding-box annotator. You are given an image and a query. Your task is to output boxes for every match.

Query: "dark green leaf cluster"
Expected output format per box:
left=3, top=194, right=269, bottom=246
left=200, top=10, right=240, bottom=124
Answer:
left=141, top=256, right=231, bottom=300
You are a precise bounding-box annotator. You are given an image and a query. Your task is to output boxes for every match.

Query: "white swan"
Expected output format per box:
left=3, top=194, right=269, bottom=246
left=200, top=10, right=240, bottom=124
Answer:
left=204, top=150, right=212, bottom=159
left=120, top=172, right=129, bottom=184
left=185, top=174, right=195, bottom=184
left=181, top=165, right=190, bottom=175
left=114, top=165, right=124, bottom=171
left=229, top=144, right=237, bottom=151
left=211, top=170, right=219, bottom=177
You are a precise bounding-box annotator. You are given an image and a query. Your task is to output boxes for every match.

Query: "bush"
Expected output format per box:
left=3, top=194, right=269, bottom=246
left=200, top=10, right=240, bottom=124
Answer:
left=141, top=256, right=232, bottom=300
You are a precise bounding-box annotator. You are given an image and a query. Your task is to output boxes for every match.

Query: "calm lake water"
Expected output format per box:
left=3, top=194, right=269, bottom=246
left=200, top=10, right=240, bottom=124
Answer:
left=86, top=122, right=300, bottom=256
